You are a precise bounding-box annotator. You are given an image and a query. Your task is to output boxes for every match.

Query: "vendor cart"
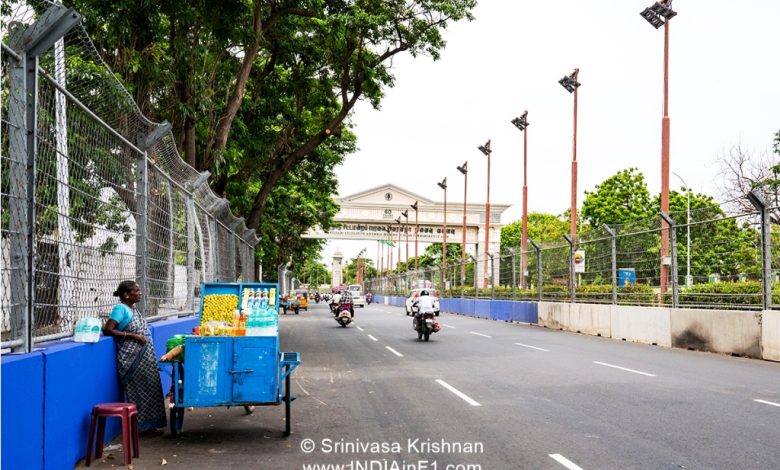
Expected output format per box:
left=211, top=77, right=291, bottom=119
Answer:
left=161, top=282, right=301, bottom=437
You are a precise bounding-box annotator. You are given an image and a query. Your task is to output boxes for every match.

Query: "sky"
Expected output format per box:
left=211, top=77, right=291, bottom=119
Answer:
left=320, top=0, right=780, bottom=270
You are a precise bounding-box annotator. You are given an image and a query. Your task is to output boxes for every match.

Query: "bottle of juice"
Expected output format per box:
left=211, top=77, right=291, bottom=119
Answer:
left=238, top=311, right=246, bottom=336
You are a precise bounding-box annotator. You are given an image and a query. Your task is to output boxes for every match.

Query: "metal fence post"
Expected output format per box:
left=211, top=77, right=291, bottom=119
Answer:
left=748, top=191, right=772, bottom=310
left=563, top=234, right=575, bottom=303
left=603, top=224, right=617, bottom=305
left=511, top=250, right=517, bottom=300
left=135, top=152, right=148, bottom=314
left=489, top=253, right=496, bottom=299
left=529, top=239, right=542, bottom=301
left=660, top=212, right=679, bottom=308
left=8, top=37, right=30, bottom=352
left=185, top=194, right=196, bottom=311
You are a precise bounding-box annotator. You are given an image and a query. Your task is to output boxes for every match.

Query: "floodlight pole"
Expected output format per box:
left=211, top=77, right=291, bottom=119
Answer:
left=478, top=140, right=493, bottom=289
left=458, top=163, right=468, bottom=289
left=571, top=79, right=579, bottom=242
left=402, top=210, right=409, bottom=272
left=438, top=178, right=448, bottom=290
left=412, top=202, right=419, bottom=272
left=659, top=15, right=672, bottom=294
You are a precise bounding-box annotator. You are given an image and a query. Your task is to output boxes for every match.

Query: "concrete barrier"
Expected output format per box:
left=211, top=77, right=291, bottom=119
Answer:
left=568, top=303, right=611, bottom=337
left=538, top=301, right=568, bottom=329
left=611, top=305, right=671, bottom=347
left=762, top=310, right=780, bottom=362
left=511, top=302, right=538, bottom=324
left=671, top=308, right=762, bottom=358
left=2, top=352, right=44, bottom=470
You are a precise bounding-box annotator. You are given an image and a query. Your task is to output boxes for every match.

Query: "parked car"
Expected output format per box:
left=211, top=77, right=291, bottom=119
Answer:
left=405, top=288, right=440, bottom=316
left=348, top=284, right=366, bottom=308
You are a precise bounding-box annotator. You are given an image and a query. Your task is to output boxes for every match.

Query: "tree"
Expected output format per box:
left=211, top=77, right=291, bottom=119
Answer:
left=581, top=167, right=654, bottom=228
left=716, top=130, right=780, bottom=213
left=501, top=212, right=570, bottom=252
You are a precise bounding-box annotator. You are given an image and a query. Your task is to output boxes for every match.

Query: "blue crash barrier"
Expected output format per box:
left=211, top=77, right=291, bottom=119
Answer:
left=1, top=315, right=198, bottom=470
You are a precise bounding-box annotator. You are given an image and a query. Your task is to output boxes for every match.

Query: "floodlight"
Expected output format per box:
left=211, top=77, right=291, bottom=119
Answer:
left=456, top=161, right=468, bottom=175
left=511, top=111, right=529, bottom=131
left=401, top=210, right=409, bottom=219
left=641, top=1, right=675, bottom=28
left=477, top=140, right=491, bottom=156
left=558, top=69, right=580, bottom=93
left=411, top=201, right=418, bottom=211
left=437, top=178, right=447, bottom=190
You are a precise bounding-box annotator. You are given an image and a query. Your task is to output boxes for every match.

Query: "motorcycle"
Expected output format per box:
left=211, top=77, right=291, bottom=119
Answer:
left=335, top=308, right=353, bottom=327
left=366, top=293, right=373, bottom=305
left=412, top=302, right=440, bottom=341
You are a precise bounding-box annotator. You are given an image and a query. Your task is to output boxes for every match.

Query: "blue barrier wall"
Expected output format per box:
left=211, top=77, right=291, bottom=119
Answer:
left=1, top=315, right=198, bottom=470
left=2, top=352, right=45, bottom=470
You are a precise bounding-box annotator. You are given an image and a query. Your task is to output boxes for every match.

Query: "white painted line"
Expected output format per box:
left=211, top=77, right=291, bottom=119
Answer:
left=549, top=453, right=584, bottom=470
left=593, top=361, right=656, bottom=377
left=469, top=331, right=492, bottom=338
left=385, top=346, right=403, bottom=357
left=367, top=334, right=378, bottom=342
left=356, top=326, right=364, bottom=332
left=754, top=399, right=780, bottom=408
left=442, top=324, right=455, bottom=329
left=435, top=379, right=481, bottom=407
left=514, top=342, right=550, bottom=352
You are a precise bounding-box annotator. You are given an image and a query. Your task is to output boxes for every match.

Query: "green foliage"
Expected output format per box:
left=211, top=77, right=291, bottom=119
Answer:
left=501, top=212, right=569, bottom=252
left=582, top=168, right=653, bottom=227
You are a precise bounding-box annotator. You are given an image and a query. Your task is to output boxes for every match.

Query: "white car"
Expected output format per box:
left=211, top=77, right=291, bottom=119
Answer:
left=348, top=284, right=365, bottom=307
left=405, top=289, right=440, bottom=316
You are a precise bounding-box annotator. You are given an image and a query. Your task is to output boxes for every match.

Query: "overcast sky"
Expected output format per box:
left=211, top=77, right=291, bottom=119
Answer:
left=319, top=1, right=780, bottom=271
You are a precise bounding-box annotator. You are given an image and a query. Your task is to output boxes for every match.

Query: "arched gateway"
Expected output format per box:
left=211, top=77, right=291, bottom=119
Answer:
left=304, top=183, right=510, bottom=287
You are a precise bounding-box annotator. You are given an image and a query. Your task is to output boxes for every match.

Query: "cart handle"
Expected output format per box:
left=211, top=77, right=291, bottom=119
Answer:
left=228, top=369, right=255, bottom=374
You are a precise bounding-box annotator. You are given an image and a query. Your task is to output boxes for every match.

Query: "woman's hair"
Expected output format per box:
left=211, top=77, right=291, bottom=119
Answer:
left=113, top=280, right=137, bottom=298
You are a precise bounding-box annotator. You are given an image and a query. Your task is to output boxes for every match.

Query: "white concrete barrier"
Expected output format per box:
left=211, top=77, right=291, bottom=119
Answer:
left=671, top=308, right=762, bottom=358
left=762, top=310, right=780, bottom=362
left=568, top=303, right=611, bottom=337
left=537, top=302, right=568, bottom=330
left=611, top=306, right=671, bottom=348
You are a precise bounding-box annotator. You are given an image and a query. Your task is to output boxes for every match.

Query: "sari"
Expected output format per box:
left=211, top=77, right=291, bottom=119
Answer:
left=114, top=306, right=167, bottom=431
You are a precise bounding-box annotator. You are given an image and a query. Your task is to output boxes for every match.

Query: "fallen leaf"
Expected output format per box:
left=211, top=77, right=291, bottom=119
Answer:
left=161, top=458, right=168, bottom=465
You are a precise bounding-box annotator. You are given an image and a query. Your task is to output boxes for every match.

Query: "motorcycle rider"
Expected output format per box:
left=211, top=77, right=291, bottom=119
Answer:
left=413, top=290, right=436, bottom=330
left=338, top=289, right=355, bottom=318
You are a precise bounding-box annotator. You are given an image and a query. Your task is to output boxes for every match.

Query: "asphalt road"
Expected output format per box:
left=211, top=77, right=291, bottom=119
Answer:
left=79, top=302, right=780, bottom=469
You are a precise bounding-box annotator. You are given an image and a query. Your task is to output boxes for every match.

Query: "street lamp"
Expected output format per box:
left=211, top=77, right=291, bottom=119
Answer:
left=673, top=172, right=691, bottom=288
left=511, top=110, right=530, bottom=289
left=640, top=0, right=676, bottom=293
left=456, top=162, right=468, bottom=288
left=558, top=69, right=581, bottom=241
left=411, top=201, right=419, bottom=271
left=401, top=209, right=409, bottom=272
left=438, top=177, right=448, bottom=290
left=478, top=140, right=492, bottom=288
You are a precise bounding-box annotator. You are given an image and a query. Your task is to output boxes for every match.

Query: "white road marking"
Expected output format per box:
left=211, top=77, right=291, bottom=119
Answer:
left=442, top=324, right=455, bottom=329
left=754, top=399, right=780, bottom=408
left=593, top=361, right=656, bottom=377
left=385, top=346, right=403, bottom=357
left=367, top=334, right=378, bottom=342
left=469, top=331, right=492, bottom=338
left=295, top=380, right=310, bottom=395
left=549, top=453, right=584, bottom=470
left=435, top=379, right=481, bottom=407
left=356, top=326, right=364, bottom=331
left=514, top=342, right=550, bottom=352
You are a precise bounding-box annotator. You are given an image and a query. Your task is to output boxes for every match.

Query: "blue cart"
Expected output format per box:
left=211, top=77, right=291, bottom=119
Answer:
left=161, top=282, right=300, bottom=437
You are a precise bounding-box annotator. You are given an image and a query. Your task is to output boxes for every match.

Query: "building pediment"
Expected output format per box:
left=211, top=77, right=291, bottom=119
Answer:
left=338, top=183, right=434, bottom=207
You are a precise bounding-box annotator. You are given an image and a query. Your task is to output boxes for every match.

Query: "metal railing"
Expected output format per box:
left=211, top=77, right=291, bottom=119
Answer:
left=1, top=1, right=258, bottom=351
left=367, top=193, right=776, bottom=312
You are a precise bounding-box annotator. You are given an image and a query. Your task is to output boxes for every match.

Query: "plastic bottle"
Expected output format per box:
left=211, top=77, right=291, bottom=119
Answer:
left=261, top=288, right=269, bottom=308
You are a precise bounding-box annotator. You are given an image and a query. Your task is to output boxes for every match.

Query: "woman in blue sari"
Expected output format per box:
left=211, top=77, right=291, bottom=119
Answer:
left=102, top=280, right=166, bottom=434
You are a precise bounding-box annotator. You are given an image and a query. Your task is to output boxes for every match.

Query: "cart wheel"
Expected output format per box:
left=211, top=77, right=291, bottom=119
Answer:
left=170, top=406, right=184, bottom=437
left=244, top=405, right=255, bottom=415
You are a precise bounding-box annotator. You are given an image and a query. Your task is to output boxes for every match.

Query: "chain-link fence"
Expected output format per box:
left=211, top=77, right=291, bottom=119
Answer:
left=367, top=193, right=777, bottom=312
left=1, top=1, right=258, bottom=351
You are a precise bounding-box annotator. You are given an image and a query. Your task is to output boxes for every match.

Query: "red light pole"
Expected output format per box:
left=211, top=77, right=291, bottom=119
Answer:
left=559, top=69, right=581, bottom=241
left=410, top=201, right=419, bottom=272
left=456, top=162, right=468, bottom=288
left=438, top=177, right=448, bottom=290
left=511, top=111, right=530, bottom=289
left=641, top=0, right=677, bottom=293
left=478, top=140, right=492, bottom=288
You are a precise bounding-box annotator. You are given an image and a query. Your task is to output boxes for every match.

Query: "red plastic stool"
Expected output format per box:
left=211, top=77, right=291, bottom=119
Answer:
left=85, top=402, right=139, bottom=466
